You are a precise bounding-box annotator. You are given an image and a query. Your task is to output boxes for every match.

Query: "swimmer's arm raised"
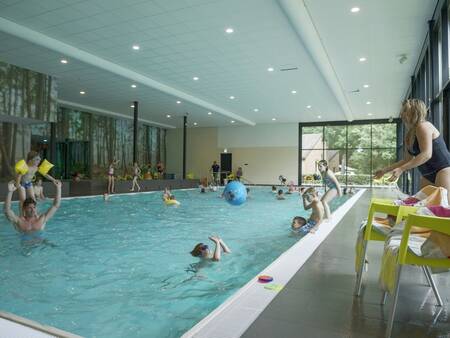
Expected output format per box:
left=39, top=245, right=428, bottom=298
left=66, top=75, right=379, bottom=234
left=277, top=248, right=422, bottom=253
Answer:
left=302, top=194, right=312, bottom=210
left=209, top=236, right=221, bottom=261
left=43, top=181, right=62, bottom=223
left=4, top=182, right=19, bottom=225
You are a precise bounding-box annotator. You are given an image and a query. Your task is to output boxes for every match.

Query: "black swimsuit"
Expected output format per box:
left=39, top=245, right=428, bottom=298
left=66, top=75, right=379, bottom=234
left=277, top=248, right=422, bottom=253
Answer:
left=407, top=134, right=450, bottom=183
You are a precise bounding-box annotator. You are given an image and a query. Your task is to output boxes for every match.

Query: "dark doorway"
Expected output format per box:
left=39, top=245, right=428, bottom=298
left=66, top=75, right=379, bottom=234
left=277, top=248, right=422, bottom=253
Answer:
left=220, top=153, right=232, bottom=184
left=55, top=140, right=90, bottom=179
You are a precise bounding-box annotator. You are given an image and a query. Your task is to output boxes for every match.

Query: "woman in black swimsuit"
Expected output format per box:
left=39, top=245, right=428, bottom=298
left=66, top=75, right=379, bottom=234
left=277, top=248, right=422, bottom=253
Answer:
left=374, top=99, right=450, bottom=200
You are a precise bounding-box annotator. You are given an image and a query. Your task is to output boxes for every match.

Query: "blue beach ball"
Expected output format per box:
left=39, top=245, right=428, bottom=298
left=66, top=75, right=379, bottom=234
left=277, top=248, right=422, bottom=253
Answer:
left=223, top=181, right=247, bottom=206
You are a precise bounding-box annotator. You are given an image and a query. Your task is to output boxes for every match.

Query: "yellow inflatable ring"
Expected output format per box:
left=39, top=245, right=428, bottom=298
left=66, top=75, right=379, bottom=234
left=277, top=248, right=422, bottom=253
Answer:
left=15, top=159, right=29, bottom=175
left=38, top=159, right=54, bottom=176
left=164, top=199, right=180, bottom=206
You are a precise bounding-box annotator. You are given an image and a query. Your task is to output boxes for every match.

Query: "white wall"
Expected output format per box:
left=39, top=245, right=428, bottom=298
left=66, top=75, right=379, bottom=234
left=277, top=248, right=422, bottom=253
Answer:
left=166, top=123, right=299, bottom=184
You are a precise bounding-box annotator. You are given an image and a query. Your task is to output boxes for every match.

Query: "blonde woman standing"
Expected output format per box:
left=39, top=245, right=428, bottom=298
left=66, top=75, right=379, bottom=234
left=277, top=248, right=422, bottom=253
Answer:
left=374, top=99, right=450, bottom=200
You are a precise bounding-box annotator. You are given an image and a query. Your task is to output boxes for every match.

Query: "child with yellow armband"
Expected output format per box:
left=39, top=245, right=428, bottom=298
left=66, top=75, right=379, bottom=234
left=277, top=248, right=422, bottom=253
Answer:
left=15, top=151, right=56, bottom=204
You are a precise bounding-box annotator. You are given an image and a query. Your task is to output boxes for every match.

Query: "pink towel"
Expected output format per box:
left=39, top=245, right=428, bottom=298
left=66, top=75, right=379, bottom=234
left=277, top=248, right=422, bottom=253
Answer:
left=428, top=206, right=450, bottom=218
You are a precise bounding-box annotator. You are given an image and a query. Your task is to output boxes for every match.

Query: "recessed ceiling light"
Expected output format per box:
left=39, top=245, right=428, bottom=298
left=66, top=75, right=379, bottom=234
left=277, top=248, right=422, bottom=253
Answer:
left=225, top=27, right=234, bottom=34
left=60, top=59, right=68, bottom=64
left=193, top=122, right=198, bottom=126
left=176, top=100, right=181, bottom=104
left=132, top=45, right=140, bottom=50
left=291, top=90, right=297, bottom=94
left=366, top=101, right=371, bottom=105
left=363, top=84, right=370, bottom=88
left=359, top=57, right=367, bottom=62
left=317, top=115, right=322, bottom=119
left=193, top=76, right=199, bottom=81
left=229, top=96, right=235, bottom=100
left=166, top=114, right=171, bottom=118
left=307, top=105, right=312, bottom=109
left=79, top=91, right=85, bottom=95
left=131, top=84, right=137, bottom=88
left=254, top=108, right=259, bottom=112
left=272, top=118, right=276, bottom=121
left=130, top=105, right=134, bottom=108
left=231, top=120, right=235, bottom=123
left=351, top=7, right=360, bottom=13
left=267, top=67, right=274, bottom=72
left=207, top=111, right=212, bottom=115
left=368, top=113, right=373, bottom=116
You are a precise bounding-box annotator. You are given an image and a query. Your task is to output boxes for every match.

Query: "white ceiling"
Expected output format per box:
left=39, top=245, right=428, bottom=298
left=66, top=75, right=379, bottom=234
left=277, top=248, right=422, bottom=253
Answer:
left=0, top=0, right=436, bottom=128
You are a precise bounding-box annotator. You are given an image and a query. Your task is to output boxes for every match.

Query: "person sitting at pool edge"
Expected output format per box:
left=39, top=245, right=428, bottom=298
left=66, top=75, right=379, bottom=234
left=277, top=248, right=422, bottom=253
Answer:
left=190, top=236, right=231, bottom=261
left=291, top=187, right=324, bottom=235
left=276, top=189, right=285, bottom=200
left=4, top=180, right=62, bottom=234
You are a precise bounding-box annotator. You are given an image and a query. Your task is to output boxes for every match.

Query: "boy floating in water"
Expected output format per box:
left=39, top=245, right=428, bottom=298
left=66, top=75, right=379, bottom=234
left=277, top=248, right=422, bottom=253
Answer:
left=276, top=189, right=285, bottom=200
left=291, top=187, right=324, bottom=235
left=4, top=180, right=61, bottom=234
left=191, top=236, right=231, bottom=261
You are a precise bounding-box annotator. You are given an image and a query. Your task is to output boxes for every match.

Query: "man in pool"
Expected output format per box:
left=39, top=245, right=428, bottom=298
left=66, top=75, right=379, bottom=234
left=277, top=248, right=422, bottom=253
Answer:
left=4, top=180, right=62, bottom=234
left=191, top=236, right=231, bottom=261
left=291, top=187, right=324, bottom=235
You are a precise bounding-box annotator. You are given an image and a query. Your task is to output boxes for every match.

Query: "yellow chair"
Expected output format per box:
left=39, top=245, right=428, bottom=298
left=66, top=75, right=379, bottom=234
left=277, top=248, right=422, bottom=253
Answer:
left=186, top=173, right=194, bottom=179
left=354, top=200, right=417, bottom=296
left=384, top=214, right=450, bottom=338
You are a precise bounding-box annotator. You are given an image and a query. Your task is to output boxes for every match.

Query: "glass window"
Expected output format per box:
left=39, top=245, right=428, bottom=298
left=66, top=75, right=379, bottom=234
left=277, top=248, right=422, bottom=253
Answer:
left=372, top=124, right=396, bottom=148
left=301, top=149, right=323, bottom=185
left=301, top=121, right=398, bottom=188
left=347, top=148, right=371, bottom=186
left=348, top=124, right=371, bottom=149
left=324, top=125, right=346, bottom=149
left=372, top=149, right=396, bottom=186
left=302, top=126, right=323, bottom=149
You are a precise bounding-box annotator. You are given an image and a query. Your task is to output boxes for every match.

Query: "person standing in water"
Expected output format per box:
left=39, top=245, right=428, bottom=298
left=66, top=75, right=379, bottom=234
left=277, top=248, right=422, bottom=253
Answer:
left=4, top=180, right=62, bottom=234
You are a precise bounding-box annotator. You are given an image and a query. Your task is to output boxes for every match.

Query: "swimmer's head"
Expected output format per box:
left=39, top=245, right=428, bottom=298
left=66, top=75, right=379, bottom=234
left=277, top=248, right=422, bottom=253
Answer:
left=36, top=177, right=43, bottom=186
left=272, top=186, right=276, bottom=191
left=278, top=189, right=283, bottom=195
left=191, top=243, right=209, bottom=257
left=22, top=198, right=37, bottom=217
left=26, top=151, right=41, bottom=166
left=246, top=188, right=250, bottom=193
left=291, top=216, right=307, bottom=230
left=200, top=188, right=206, bottom=193
left=318, top=160, right=328, bottom=172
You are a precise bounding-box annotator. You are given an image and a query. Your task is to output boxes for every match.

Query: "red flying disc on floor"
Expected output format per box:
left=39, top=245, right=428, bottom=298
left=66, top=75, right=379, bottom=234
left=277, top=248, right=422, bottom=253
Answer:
left=258, top=275, right=273, bottom=283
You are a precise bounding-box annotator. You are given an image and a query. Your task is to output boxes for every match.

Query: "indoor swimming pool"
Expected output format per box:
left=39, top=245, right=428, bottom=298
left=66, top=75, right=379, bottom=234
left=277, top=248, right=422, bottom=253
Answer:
left=0, top=187, right=349, bottom=337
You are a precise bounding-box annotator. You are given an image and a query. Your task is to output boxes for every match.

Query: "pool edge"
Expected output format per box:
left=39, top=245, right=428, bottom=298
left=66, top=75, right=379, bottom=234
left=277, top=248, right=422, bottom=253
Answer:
left=0, top=310, right=83, bottom=338
left=181, top=189, right=366, bottom=338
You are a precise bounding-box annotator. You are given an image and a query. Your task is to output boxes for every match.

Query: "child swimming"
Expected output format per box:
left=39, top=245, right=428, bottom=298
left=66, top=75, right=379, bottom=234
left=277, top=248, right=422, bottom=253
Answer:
left=276, top=189, right=285, bottom=200
left=318, top=160, right=342, bottom=219
left=271, top=185, right=277, bottom=193
left=291, top=187, right=324, bottom=235
left=190, top=236, right=231, bottom=261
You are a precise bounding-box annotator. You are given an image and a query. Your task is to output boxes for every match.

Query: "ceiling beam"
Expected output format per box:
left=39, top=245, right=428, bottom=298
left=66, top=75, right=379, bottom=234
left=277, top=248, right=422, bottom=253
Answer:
left=278, top=0, right=354, bottom=121
left=0, top=17, right=256, bottom=126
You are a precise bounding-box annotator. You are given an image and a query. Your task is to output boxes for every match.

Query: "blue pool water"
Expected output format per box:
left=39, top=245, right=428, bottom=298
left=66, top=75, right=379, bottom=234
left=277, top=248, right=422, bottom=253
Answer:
left=0, top=187, right=348, bottom=337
